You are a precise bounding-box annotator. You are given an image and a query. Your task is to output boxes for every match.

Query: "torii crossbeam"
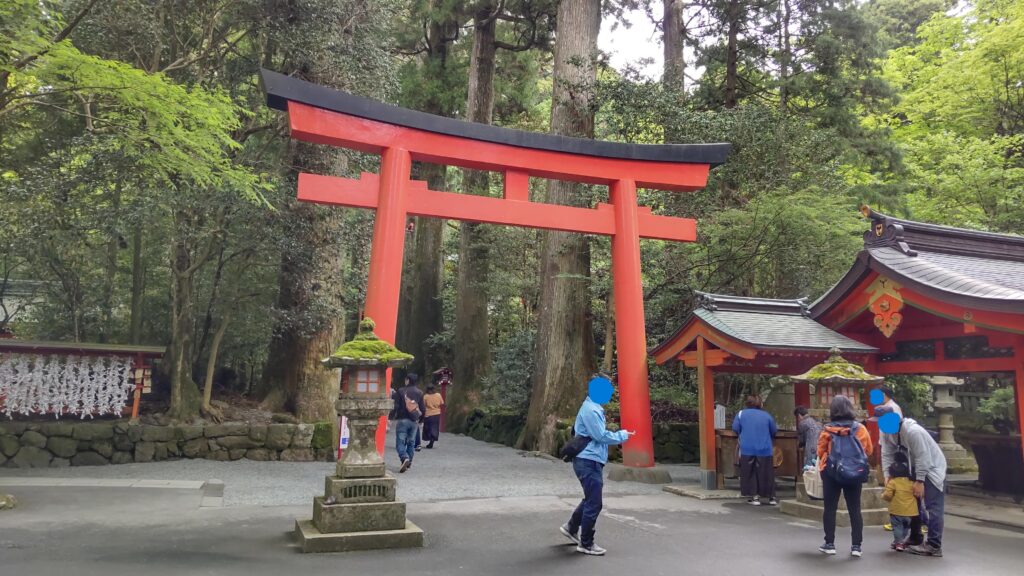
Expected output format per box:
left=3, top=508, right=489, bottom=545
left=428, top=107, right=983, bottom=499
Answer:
left=262, top=69, right=730, bottom=468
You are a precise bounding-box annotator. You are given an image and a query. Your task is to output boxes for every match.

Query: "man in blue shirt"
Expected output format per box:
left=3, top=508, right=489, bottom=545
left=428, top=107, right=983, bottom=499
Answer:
left=559, top=376, right=633, bottom=556
left=732, top=395, right=778, bottom=506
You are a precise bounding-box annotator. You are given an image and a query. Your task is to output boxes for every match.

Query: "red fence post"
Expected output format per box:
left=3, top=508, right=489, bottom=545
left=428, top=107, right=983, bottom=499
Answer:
left=610, top=179, right=655, bottom=468
left=364, top=147, right=412, bottom=455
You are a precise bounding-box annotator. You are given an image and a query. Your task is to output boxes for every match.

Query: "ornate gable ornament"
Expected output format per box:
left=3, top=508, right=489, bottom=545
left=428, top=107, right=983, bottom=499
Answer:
left=861, top=205, right=917, bottom=256
left=866, top=276, right=904, bottom=338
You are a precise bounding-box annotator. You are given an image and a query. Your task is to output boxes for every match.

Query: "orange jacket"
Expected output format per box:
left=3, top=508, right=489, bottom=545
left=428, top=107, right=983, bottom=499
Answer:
left=817, top=423, right=873, bottom=471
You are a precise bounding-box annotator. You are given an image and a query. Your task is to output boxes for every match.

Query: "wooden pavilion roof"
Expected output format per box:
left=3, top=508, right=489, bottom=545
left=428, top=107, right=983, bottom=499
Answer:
left=651, top=292, right=878, bottom=366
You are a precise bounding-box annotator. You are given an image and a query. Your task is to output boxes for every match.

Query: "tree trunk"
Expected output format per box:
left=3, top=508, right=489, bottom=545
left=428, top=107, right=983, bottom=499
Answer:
left=99, top=183, right=121, bottom=344
left=725, top=0, right=741, bottom=109
left=449, top=6, right=497, bottom=432
left=396, top=15, right=458, bottom=379
left=260, top=137, right=346, bottom=422
left=128, top=225, right=144, bottom=344
left=202, top=312, right=230, bottom=413
left=167, top=209, right=203, bottom=422
left=662, top=0, right=687, bottom=101
left=521, top=0, right=600, bottom=453
left=778, top=0, right=792, bottom=111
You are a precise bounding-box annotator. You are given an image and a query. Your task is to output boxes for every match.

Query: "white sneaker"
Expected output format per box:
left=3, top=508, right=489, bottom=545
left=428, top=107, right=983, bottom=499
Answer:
left=748, top=497, right=761, bottom=506
left=559, top=524, right=580, bottom=545
left=576, top=543, right=606, bottom=556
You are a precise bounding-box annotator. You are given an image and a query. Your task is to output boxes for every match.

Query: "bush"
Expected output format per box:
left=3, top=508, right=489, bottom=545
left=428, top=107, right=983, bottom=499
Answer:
left=979, top=387, right=1017, bottom=434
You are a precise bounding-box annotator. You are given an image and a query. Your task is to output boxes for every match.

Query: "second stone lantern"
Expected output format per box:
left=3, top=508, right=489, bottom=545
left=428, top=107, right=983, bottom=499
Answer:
left=294, top=317, right=424, bottom=553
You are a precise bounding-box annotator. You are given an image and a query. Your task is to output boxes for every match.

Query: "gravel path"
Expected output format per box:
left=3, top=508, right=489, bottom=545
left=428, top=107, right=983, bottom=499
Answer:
left=0, top=432, right=699, bottom=506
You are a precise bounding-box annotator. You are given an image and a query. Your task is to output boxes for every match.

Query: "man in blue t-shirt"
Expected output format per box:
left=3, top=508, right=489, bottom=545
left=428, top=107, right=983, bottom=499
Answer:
left=559, top=376, right=633, bottom=556
left=733, top=395, right=778, bottom=506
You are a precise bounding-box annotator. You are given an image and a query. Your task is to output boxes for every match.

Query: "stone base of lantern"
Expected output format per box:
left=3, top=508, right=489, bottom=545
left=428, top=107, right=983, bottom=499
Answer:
left=295, top=470, right=423, bottom=553
left=940, top=442, right=977, bottom=473
left=335, top=462, right=386, bottom=479
left=295, top=519, right=424, bottom=553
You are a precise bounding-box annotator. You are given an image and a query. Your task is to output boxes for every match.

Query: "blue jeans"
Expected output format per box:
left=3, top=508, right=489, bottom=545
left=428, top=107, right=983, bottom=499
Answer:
left=891, top=514, right=913, bottom=544
left=909, top=478, right=944, bottom=549
left=567, top=457, right=604, bottom=548
left=395, top=419, right=417, bottom=463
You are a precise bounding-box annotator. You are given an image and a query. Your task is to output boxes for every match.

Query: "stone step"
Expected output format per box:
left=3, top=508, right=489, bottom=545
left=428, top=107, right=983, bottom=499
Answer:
left=295, top=519, right=424, bottom=553
left=780, top=499, right=889, bottom=527
left=796, top=483, right=885, bottom=509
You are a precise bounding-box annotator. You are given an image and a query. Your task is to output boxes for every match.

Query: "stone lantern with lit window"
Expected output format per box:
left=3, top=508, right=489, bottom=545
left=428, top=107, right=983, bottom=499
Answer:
left=294, top=317, right=423, bottom=553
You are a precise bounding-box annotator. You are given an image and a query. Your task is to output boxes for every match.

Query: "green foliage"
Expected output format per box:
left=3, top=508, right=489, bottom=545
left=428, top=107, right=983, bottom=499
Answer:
left=479, top=329, right=536, bottom=413
left=978, top=387, right=1018, bottom=427
left=887, top=375, right=933, bottom=420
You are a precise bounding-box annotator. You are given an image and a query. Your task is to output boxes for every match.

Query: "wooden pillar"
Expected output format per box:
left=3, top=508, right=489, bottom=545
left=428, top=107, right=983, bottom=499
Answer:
left=366, top=147, right=412, bottom=455
left=1015, top=338, right=1024, bottom=465
left=610, top=178, right=655, bottom=467
left=697, top=336, right=717, bottom=489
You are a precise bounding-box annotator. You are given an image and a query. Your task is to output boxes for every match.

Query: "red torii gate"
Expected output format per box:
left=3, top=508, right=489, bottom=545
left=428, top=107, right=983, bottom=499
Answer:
left=262, top=70, right=730, bottom=468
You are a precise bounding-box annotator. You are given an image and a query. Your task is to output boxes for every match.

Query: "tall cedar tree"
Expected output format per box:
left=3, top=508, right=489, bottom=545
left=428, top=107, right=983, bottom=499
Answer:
left=521, top=0, right=601, bottom=452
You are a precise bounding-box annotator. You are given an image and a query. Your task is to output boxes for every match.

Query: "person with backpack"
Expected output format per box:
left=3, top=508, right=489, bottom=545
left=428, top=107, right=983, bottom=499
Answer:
left=876, top=405, right=947, bottom=558
left=733, top=395, right=779, bottom=506
left=392, top=373, right=424, bottom=473
left=816, top=394, right=874, bottom=557
left=558, top=375, right=633, bottom=556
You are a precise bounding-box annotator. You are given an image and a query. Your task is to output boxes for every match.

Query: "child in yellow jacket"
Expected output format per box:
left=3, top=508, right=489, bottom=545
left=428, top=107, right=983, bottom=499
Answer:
left=882, top=456, right=919, bottom=551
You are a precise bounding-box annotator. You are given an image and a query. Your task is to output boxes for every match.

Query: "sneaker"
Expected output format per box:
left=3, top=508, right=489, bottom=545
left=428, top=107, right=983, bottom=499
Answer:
left=415, top=446, right=422, bottom=452
left=767, top=498, right=778, bottom=506
left=907, top=543, right=942, bottom=557
left=894, top=543, right=906, bottom=552
left=559, top=524, right=580, bottom=545
left=748, top=497, right=761, bottom=506
left=819, top=543, right=836, bottom=555
left=399, top=459, right=410, bottom=473
left=883, top=523, right=893, bottom=531
left=576, top=543, right=606, bottom=556
left=851, top=545, right=862, bottom=557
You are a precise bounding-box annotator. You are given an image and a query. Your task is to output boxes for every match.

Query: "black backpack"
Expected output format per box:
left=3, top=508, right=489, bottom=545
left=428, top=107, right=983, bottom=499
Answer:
left=824, top=422, right=870, bottom=485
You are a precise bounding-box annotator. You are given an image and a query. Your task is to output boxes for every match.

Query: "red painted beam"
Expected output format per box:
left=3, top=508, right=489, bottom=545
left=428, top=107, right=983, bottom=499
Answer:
left=288, top=102, right=712, bottom=192
left=298, top=172, right=697, bottom=242
left=876, top=357, right=1018, bottom=374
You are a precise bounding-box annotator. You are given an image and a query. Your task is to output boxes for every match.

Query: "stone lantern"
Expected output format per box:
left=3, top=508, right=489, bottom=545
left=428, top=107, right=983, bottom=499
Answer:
left=929, top=375, right=975, bottom=472
left=294, top=317, right=424, bottom=553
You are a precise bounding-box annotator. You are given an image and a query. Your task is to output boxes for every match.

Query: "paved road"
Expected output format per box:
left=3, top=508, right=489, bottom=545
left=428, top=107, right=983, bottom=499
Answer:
left=1, top=487, right=1021, bottom=576
left=0, top=432, right=699, bottom=505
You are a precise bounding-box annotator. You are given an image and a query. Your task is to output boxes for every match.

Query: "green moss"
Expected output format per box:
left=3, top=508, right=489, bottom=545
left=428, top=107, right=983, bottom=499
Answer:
left=791, top=348, right=881, bottom=383
left=311, top=421, right=335, bottom=450
left=327, top=316, right=413, bottom=364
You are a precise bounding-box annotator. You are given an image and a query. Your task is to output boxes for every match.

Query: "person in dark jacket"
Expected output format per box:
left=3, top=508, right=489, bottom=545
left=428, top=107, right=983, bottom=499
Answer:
left=733, top=395, right=778, bottom=506
left=795, top=405, right=824, bottom=469
left=816, top=395, right=874, bottom=557
left=392, top=373, right=424, bottom=473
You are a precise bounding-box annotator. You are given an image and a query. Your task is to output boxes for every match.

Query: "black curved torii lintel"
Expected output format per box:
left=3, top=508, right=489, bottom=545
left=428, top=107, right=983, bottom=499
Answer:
left=261, top=69, right=731, bottom=166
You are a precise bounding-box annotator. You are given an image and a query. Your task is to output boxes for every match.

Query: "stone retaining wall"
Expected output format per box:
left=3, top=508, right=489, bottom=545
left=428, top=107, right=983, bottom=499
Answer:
left=0, top=421, right=334, bottom=468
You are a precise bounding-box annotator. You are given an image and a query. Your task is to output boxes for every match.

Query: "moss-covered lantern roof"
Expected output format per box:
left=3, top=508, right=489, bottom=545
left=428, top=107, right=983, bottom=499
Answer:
left=323, top=318, right=414, bottom=369
left=789, top=347, right=883, bottom=385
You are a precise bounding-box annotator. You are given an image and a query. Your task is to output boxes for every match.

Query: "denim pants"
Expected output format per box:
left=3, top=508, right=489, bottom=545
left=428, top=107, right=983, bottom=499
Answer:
left=567, top=457, right=604, bottom=548
left=822, top=474, right=863, bottom=546
left=891, top=514, right=913, bottom=544
left=909, top=478, right=945, bottom=548
left=395, top=419, right=418, bottom=463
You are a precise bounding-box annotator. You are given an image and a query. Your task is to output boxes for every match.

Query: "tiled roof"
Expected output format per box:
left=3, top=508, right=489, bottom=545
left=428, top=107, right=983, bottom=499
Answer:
left=812, top=208, right=1024, bottom=316
left=693, top=308, right=877, bottom=352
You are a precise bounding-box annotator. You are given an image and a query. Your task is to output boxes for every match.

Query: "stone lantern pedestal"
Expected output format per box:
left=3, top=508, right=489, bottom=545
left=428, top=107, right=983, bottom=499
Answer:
left=294, top=319, right=424, bottom=553
left=929, top=376, right=976, bottom=472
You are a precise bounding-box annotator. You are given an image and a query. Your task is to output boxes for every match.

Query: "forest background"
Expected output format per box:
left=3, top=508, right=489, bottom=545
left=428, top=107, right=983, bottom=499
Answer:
left=1, top=0, right=1021, bottom=449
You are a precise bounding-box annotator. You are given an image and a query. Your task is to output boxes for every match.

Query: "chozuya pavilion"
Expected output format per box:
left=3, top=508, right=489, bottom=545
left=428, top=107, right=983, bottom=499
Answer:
left=652, top=206, right=1024, bottom=491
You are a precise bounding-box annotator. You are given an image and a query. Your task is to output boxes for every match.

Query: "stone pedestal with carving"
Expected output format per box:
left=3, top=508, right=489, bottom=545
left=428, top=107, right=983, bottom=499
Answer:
left=929, top=376, right=976, bottom=472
